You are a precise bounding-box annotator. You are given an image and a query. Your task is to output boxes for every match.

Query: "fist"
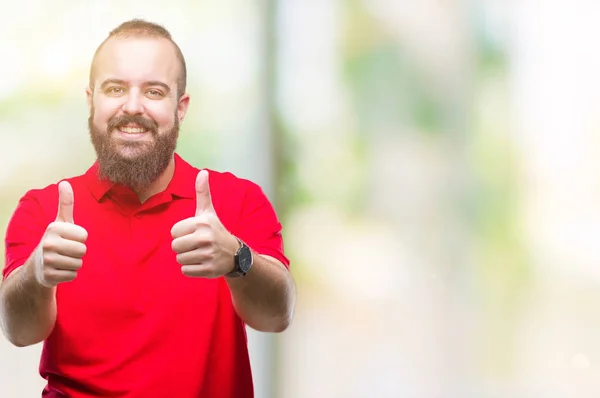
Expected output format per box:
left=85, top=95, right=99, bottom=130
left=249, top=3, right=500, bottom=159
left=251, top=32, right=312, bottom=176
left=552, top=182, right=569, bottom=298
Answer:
left=34, top=181, right=88, bottom=288
left=171, top=170, right=239, bottom=278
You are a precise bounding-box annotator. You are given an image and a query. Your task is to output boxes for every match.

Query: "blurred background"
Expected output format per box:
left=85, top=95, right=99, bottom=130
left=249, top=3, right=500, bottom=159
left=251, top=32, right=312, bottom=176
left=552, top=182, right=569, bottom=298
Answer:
left=2, top=0, right=600, bottom=397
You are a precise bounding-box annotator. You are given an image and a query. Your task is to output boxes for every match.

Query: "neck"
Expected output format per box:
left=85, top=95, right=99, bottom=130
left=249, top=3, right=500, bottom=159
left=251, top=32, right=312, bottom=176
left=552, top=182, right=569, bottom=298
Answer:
left=135, top=154, right=176, bottom=203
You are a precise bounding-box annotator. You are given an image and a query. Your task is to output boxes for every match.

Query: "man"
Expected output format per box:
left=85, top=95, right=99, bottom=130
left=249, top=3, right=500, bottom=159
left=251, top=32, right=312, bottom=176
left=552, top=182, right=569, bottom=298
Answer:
left=0, top=19, right=295, bottom=398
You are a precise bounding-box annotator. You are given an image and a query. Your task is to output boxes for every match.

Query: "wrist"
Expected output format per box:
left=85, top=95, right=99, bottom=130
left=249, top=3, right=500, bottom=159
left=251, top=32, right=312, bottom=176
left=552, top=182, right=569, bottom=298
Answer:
left=226, top=235, right=241, bottom=272
left=26, top=247, right=55, bottom=292
left=225, top=236, right=253, bottom=277
left=19, top=267, right=54, bottom=302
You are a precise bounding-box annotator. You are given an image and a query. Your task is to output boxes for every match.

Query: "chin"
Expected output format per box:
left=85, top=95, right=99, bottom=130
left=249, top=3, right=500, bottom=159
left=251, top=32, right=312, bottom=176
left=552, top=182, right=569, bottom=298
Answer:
left=106, top=143, right=143, bottom=158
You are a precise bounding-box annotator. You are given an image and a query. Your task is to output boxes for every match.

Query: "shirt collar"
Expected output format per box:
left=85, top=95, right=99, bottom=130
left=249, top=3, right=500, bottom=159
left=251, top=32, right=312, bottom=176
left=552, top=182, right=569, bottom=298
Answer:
left=166, top=153, right=197, bottom=199
left=86, top=153, right=198, bottom=202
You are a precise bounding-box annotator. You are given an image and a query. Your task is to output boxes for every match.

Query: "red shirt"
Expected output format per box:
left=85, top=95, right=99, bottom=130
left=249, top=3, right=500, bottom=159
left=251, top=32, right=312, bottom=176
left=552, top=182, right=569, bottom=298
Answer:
left=3, top=153, right=289, bottom=398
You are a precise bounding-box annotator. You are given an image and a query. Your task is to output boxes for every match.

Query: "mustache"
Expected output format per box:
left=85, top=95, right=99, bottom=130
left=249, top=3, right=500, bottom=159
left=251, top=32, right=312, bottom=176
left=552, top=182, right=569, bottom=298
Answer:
left=107, top=114, right=158, bottom=133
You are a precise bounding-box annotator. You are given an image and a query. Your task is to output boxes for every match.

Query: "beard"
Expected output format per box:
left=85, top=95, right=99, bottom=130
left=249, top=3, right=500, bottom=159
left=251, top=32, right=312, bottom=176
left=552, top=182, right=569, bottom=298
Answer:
left=88, top=109, right=179, bottom=190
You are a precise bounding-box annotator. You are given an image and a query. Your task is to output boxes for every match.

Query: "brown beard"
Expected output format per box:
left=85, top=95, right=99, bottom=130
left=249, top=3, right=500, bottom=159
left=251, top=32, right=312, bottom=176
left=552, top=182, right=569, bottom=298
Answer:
left=88, top=109, right=179, bottom=190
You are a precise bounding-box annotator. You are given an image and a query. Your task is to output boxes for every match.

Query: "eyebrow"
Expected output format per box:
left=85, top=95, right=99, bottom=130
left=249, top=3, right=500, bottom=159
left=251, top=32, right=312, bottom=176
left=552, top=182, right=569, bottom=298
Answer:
left=99, top=79, right=171, bottom=94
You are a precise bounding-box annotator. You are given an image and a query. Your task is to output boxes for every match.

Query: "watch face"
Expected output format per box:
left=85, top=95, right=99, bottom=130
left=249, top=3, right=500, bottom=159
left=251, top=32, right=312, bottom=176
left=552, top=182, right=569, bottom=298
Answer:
left=238, top=246, right=253, bottom=273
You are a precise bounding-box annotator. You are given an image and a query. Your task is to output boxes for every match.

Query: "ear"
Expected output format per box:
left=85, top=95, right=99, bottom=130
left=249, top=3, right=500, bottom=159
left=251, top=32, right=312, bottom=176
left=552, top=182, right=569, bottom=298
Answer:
left=177, top=93, right=190, bottom=124
left=86, top=86, right=93, bottom=113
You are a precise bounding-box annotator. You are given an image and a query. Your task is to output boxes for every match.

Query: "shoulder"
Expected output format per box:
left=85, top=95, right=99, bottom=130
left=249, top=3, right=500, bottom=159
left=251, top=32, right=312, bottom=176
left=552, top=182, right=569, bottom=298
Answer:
left=205, top=169, right=259, bottom=192
left=204, top=169, right=274, bottom=212
left=22, top=173, right=87, bottom=202
left=176, top=154, right=265, bottom=199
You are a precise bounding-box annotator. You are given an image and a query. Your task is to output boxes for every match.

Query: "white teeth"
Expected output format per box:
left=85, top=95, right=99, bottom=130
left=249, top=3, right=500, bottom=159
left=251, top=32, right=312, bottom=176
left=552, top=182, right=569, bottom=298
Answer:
left=119, top=127, right=146, bottom=134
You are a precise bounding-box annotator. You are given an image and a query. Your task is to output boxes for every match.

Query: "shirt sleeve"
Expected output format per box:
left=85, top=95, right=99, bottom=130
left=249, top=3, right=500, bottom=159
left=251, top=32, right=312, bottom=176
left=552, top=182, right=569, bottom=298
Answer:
left=235, top=182, right=290, bottom=268
left=3, top=191, right=49, bottom=280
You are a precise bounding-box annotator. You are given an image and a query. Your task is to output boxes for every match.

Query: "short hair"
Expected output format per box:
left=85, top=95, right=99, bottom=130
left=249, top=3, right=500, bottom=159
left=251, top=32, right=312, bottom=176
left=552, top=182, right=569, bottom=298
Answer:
left=89, top=19, right=187, bottom=99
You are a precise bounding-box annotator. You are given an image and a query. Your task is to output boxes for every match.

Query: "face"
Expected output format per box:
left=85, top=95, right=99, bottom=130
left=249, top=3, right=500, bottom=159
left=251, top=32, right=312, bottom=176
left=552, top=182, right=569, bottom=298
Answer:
left=87, top=36, right=190, bottom=190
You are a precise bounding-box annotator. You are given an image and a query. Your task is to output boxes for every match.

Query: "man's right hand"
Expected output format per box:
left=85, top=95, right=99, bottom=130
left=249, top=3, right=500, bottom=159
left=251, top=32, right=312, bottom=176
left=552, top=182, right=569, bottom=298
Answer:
left=33, top=181, right=88, bottom=288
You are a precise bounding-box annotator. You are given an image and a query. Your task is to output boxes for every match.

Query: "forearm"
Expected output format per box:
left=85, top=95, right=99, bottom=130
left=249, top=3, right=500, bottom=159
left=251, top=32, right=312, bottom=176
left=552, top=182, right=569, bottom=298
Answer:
left=226, top=253, right=295, bottom=333
left=0, top=255, right=57, bottom=347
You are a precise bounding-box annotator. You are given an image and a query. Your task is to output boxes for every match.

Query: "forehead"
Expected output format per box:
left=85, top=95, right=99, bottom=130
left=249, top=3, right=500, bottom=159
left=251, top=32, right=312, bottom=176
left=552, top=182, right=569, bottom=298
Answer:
left=93, top=37, right=180, bottom=86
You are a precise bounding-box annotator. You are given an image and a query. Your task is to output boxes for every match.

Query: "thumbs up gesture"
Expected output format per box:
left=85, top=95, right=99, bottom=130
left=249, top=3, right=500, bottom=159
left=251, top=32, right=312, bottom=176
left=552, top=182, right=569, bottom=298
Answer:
left=34, top=181, right=89, bottom=288
left=171, top=170, right=239, bottom=278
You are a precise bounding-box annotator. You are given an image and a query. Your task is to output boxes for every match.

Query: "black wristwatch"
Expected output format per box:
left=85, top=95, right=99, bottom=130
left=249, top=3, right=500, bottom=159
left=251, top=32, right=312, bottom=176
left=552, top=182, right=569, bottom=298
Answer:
left=226, top=238, right=253, bottom=277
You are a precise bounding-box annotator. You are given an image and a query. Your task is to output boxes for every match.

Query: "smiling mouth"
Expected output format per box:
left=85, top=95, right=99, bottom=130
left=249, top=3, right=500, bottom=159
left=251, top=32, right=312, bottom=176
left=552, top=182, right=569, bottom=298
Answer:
left=118, top=126, right=148, bottom=134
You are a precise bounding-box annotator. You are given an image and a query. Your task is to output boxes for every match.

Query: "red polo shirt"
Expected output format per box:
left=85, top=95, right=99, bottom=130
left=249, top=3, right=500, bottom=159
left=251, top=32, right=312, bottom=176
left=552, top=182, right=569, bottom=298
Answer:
left=3, top=153, right=289, bottom=398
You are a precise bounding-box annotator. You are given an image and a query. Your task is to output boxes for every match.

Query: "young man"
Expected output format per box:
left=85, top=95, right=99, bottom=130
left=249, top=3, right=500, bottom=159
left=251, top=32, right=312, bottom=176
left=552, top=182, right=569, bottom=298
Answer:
left=0, top=19, right=295, bottom=398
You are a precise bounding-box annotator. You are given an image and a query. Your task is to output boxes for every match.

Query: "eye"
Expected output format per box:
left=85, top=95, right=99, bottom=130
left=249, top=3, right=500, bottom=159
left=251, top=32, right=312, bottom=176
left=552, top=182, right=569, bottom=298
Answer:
left=146, top=89, right=164, bottom=98
left=106, top=86, right=125, bottom=95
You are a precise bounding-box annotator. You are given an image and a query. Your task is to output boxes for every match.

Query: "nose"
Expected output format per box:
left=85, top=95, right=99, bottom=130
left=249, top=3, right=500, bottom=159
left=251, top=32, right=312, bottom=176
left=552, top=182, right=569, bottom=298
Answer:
left=122, top=89, right=144, bottom=115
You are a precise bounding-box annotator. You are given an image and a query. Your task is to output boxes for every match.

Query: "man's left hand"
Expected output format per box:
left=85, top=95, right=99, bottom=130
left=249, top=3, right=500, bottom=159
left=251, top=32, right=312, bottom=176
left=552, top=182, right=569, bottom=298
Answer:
left=171, top=170, right=239, bottom=278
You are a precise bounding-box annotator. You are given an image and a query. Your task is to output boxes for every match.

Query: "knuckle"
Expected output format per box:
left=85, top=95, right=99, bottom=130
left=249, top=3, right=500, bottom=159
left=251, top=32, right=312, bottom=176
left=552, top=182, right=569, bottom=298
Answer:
left=46, top=222, right=59, bottom=233
left=205, top=243, right=216, bottom=257
left=41, top=239, right=55, bottom=252
left=193, top=216, right=208, bottom=228
left=191, top=230, right=204, bottom=243
left=195, top=230, right=213, bottom=244
left=42, top=252, right=55, bottom=266
left=77, top=244, right=87, bottom=258
left=43, top=268, right=57, bottom=282
left=69, top=225, right=85, bottom=241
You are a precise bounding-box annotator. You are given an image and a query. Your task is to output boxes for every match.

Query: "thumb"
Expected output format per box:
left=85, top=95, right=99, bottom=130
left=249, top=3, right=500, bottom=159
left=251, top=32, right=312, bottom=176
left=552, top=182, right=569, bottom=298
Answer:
left=195, top=170, right=214, bottom=215
left=56, top=181, right=74, bottom=223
